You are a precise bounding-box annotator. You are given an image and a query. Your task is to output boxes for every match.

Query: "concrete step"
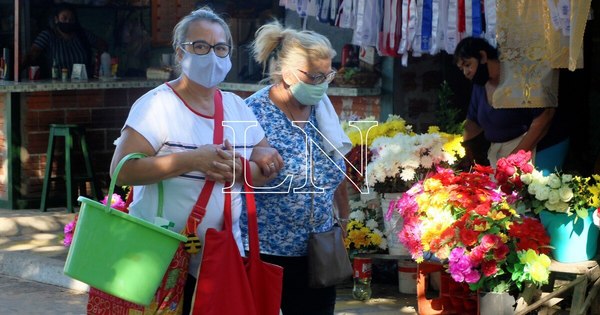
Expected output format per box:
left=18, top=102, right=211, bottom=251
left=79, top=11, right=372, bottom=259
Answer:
left=0, top=208, right=76, bottom=237
left=0, top=208, right=87, bottom=292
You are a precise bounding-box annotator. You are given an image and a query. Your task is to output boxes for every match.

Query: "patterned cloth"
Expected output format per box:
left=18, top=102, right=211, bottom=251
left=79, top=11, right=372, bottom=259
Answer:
left=241, top=85, right=346, bottom=256
left=87, top=244, right=190, bottom=315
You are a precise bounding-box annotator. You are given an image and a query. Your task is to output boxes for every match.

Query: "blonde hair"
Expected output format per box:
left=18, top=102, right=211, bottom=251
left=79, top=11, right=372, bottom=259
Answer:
left=251, top=20, right=336, bottom=84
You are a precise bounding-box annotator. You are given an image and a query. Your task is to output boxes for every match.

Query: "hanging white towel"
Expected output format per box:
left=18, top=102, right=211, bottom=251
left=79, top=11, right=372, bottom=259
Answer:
left=315, top=95, right=352, bottom=158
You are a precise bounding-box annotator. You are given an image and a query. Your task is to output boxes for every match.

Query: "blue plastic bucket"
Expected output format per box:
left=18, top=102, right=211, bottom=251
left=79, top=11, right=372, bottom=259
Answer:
left=539, top=209, right=599, bottom=263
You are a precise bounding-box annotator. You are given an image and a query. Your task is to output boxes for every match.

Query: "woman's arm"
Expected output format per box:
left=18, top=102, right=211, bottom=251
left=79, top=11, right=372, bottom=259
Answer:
left=463, top=118, right=483, bottom=141
left=110, top=127, right=239, bottom=186
left=511, top=108, right=555, bottom=155
left=334, top=180, right=350, bottom=236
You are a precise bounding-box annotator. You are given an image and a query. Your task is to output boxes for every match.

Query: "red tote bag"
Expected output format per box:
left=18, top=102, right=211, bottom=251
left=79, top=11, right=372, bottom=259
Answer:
left=191, top=158, right=283, bottom=315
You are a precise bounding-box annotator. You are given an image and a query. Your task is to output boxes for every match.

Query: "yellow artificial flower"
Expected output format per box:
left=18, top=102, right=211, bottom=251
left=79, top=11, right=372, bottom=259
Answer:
left=369, top=232, right=382, bottom=246
left=519, top=250, right=551, bottom=284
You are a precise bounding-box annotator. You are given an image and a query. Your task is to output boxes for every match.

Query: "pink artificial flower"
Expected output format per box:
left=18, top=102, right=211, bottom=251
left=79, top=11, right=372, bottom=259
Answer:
left=63, top=214, right=78, bottom=247
left=464, top=269, right=481, bottom=284
left=480, top=234, right=500, bottom=251
left=101, top=193, right=127, bottom=213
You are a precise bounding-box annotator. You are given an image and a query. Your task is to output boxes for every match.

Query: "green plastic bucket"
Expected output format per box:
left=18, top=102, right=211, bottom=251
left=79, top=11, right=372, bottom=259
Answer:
left=63, top=153, right=187, bottom=306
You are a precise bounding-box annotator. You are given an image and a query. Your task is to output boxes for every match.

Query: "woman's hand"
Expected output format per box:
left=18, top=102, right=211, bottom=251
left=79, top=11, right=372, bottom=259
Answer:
left=250, top=140, right=284, bottom=177
left=202, top=139, right=241, bottom=183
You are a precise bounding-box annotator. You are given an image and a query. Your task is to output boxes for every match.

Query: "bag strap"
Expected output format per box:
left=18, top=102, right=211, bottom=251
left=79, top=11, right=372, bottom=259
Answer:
left=242, top=158, right=260, bottom=261
left=185, top=89, right=224, bottom=235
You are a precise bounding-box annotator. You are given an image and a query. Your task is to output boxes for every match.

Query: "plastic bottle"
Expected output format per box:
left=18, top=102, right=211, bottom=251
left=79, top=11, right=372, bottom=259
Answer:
left=51, top=59, right=59, bottom=80
left=352, top=257, right=372, bottom=301
left=100, top=52, right=111, bottom=77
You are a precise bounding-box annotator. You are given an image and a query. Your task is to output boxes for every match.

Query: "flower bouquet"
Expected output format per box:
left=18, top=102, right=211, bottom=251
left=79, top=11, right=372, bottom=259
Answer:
left=392, top=159, right=552, bottom=294
left=519, top=167, right=600, bottom=262
left=344, top=199, right=388, bottom=256
left=342, top=115, right=410, bottom=192
left=366, top=126, right=464, bottom=194
left=521, top=170, right=600, bottom=220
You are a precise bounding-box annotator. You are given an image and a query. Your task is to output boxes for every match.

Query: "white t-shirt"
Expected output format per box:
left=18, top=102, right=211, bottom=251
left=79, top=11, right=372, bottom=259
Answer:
left=118, top=83, right=265, bottom=275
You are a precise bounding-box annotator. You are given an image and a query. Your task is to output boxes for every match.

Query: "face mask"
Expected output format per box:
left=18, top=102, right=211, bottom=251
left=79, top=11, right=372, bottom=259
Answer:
left=472, top=61, right=490, bottom=85
left=57, top=22, right=76, bottom=34
left=288, top=71, right=328, bottom=105
left=180, top=49, right=231, bottom=88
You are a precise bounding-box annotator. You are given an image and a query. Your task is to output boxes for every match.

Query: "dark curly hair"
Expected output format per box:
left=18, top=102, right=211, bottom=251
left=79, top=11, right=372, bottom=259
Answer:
left=453, top=37, right=498, bottom=64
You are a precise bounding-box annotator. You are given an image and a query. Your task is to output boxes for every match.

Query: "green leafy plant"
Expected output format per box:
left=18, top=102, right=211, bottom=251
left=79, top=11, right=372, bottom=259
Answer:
left=435, top=81, right=463, bottom=135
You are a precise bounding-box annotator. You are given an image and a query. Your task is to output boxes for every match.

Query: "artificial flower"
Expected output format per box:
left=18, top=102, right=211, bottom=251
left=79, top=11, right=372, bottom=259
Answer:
left=345, top=199, right=388, bottom=254
left=392, top=155, right=552, bottom=294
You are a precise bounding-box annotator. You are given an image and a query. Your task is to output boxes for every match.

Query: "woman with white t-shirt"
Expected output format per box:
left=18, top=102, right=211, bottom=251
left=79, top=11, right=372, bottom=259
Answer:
left=87, top=8, right=283, bottom=314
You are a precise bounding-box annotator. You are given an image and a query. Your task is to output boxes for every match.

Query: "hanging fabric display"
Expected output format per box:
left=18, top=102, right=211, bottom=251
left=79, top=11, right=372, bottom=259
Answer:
left=421, top=0, right=433, bottom=52
left=494, top=0, right=559, bottom=109
left=432, top=0, right=448, bottom=55
left=306, top=0, right=319, bottom=16
left=336, top=0, right=356, bottom=29
left=545, top=0, right=592, bottom=70
left=483, top=0, right=497, bottom=47
left=428, top=0, right=440, bottom=54
left=279, top=0, right=591, bottom=70
left=351, top=0, right=381, bottom=47
left=412, top=0, right=424, bottom=57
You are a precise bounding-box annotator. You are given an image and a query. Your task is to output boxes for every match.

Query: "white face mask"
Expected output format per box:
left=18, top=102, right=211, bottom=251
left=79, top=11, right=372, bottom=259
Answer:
left=180, top=49, right=231, bottom=88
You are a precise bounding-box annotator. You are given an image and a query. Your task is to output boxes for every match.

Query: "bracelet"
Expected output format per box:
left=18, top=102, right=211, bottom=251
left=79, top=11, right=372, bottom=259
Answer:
left=337, top=218, right=349, bottom=223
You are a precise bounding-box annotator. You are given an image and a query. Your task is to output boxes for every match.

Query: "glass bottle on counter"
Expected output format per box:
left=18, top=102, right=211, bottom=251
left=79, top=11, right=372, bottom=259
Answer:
left=51, top=59, right=59, bottom=80
left=352, top=257, right=372, bottom=301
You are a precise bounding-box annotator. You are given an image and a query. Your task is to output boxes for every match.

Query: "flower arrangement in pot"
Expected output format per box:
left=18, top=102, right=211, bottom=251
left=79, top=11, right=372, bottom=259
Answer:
left=392, top=157, right=553, bottom=298
left=518, top=168, right=600, bottom=263
left=344, top=199, right=388, bottom=257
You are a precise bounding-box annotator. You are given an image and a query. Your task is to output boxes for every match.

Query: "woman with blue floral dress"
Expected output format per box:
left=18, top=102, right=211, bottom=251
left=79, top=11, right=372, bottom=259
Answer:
left=242, top=21, right=351, bottom=315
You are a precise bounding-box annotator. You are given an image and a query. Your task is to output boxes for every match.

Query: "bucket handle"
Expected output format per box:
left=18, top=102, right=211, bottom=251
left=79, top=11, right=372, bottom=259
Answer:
left=106, top=153, right=164, bottom=217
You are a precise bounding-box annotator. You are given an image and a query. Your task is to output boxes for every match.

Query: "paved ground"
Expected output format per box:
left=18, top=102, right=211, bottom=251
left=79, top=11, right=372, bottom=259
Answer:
left=0, top=274, right=87, bottom=315
left=0, top=273, right=417, bottom=315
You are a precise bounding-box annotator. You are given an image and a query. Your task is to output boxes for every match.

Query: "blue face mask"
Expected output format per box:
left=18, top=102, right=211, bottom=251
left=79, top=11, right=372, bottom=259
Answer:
left=288, top=71, right=328, bottom=105
left=180, top=49, right=231, bottom=88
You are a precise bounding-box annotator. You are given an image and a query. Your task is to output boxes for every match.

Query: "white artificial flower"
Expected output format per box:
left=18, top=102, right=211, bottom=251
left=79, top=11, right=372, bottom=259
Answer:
left=349, top=210, right=366, bottom=222
left=521, top=173, right=533, bottom=185
left=366, top=219, right=378, bottom=229
left=378, top=237, right=388, bottom=250
left=558, top=186, right=574, bottom=202
left=545, top=200, right=569, bottom=212
left=535, top=186, right=550, bottom=201
left=547, top=174, right=562, bottom=189
left=562, top=174, right=573, bottom=183
left=547, top=189, right=560, bottom=205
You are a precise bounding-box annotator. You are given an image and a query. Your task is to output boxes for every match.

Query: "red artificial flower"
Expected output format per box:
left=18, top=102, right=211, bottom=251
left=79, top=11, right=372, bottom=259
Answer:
left=460, top=228, right=479, bottom=247
left=493, top=243, right=510, bottom=260
left=481, top=260, right=498, bottom=277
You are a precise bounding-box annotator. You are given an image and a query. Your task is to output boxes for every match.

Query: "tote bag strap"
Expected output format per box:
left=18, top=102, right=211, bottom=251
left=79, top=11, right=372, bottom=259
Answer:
left=241, top=157, right=260, bottom=261
left=185, top=89, right=224, bottom=235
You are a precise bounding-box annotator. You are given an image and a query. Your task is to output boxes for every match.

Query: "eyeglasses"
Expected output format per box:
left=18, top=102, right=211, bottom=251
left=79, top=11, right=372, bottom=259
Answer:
left=297, top=68, right=337, bottom=85
left=181, top=40, right=231, bottom=58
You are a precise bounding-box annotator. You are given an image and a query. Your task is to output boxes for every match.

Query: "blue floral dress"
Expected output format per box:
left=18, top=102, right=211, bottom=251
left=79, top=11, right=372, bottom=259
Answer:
left=242, top=85, right=346, bottom=256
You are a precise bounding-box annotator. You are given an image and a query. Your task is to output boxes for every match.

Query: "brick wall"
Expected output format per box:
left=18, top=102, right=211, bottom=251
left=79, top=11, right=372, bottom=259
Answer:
left=19, top=88, right=146, bottom=200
